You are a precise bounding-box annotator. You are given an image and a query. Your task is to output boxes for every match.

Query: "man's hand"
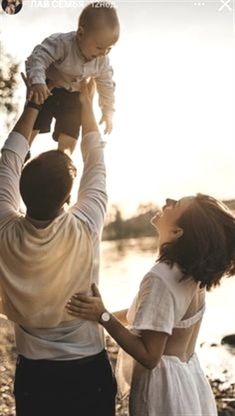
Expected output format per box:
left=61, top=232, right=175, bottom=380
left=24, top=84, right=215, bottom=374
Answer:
left=80, top=79, right=99, bottom=135
left=99, top=114, right=113, bottom=135
left=13, top=74, right=44, bottom=141
left=27, top=84, right=52, bottom=105
left=80, top=78, right=96, bottom=105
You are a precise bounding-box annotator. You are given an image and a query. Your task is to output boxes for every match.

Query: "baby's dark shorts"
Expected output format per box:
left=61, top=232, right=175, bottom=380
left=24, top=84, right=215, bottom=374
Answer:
left=33, top=86, right=81, bottom=141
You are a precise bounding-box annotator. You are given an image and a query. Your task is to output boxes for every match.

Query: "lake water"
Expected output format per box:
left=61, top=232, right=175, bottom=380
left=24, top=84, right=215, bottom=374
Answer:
left=100, top=237, right=235, bottom=384
left=0, top=236, right=234, bottom=385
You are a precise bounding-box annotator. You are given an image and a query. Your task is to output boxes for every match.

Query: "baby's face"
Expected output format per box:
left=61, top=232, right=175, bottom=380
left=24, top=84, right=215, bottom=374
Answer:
left=77, top=26, right=119, bottom=62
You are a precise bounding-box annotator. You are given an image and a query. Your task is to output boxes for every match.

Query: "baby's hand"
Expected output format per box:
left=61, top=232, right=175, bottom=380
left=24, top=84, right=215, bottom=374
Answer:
left=99, top=114, right=113, bottom=135
left=27, top=84, right=51, bottom=105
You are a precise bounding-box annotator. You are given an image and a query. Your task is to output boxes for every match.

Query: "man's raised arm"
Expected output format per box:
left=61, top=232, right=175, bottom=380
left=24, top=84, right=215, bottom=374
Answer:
left=70, top=80, right=108, bottom=236
left=0, top=100, right=39, bottom=222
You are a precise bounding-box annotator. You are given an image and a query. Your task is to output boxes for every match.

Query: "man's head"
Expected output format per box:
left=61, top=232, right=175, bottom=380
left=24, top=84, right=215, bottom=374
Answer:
left=20, top=150, right=77, bottom=221
left=77, top=2, right=120, bottom=61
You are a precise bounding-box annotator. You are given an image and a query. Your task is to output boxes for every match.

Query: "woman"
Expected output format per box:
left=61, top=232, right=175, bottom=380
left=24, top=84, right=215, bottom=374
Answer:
left=66, top=194, right=235, bottom=415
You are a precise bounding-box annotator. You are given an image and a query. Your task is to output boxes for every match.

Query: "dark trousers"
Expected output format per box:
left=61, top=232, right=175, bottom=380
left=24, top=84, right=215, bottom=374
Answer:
left=33, top=86, right=81, bottom=141
left=14, top=350, right=117, bottom=416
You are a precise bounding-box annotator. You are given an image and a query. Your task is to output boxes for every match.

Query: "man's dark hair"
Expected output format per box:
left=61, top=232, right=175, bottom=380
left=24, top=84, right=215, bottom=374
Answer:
left=78, top=2, right=119, bottom=32
left=20, top=150, right=77, bottom=221
left=158, top=194, right=235, bottom=290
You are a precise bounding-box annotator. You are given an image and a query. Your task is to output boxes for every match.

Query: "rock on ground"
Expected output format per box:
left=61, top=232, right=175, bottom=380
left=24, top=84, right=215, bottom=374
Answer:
left=0, top=319, right=234, bottom=416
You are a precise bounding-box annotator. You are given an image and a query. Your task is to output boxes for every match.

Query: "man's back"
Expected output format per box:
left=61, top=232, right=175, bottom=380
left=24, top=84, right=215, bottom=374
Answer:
left=0, top=211, right=92, bottom=327
left=0, top=79, right=117, bottom=416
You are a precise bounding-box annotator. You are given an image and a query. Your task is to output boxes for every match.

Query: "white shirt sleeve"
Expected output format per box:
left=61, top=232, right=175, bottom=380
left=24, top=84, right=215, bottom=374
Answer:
left=69, top=131, right=107, bottom=236
left=132, top=273, right=176, bottom=335
left=0, top=132, right=29, bottom=223
left=26, top=33, right=67, bottom=85
left=95, top=56, right=115, bottom=117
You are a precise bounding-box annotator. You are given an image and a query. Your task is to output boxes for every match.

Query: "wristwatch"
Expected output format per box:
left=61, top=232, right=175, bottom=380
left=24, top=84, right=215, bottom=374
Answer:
left=100, top=311, right=111, bottom=324
left=25, top=100, right=42, bottom=111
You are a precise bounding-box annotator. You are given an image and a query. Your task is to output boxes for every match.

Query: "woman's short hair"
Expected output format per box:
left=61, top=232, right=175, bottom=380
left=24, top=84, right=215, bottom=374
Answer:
left=159, top=194, right=235, bottom=290
left=20, top=150, right=77, bottom=221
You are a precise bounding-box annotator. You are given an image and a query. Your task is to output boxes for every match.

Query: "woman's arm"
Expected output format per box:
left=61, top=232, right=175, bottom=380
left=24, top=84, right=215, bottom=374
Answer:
left=113, top=309, right=128, bottom=326
left=101, top=314, right=168, bottom=370
left=66, top=285, right=169, bottom=370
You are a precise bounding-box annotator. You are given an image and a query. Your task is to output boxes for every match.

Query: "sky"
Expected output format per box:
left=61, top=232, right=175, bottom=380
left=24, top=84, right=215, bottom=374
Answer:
left=0, top=0, right=235, bottom=216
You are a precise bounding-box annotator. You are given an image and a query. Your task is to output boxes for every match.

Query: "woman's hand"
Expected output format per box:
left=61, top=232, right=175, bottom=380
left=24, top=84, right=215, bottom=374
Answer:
left=66, top=284, right=106, bottom=322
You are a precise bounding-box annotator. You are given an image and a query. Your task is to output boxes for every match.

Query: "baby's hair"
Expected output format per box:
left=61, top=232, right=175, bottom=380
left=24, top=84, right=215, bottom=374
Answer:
left=78, top=2, right=119, bottom=32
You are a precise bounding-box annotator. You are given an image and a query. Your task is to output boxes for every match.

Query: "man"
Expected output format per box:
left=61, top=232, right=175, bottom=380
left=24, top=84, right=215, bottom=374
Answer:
left=0, top=79, right=116, bottom=415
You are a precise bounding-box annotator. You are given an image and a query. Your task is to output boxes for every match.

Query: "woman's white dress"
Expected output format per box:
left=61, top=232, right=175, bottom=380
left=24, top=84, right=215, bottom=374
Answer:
left=116, top=262, right=217, bottom=416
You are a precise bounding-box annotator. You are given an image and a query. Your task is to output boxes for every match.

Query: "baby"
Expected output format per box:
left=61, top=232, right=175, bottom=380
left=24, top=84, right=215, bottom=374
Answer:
left=26, top=2, right=120, bottom=154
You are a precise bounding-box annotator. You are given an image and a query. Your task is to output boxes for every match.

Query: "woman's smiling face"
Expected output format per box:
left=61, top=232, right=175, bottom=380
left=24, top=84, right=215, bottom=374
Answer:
left=151, top=197, right=194, bottom=245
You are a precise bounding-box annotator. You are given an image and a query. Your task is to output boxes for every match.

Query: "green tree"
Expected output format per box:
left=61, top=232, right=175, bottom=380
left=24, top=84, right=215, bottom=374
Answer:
left=137, top=202, right=157, bottom=216
left=0, top=38, right=20, bottom=140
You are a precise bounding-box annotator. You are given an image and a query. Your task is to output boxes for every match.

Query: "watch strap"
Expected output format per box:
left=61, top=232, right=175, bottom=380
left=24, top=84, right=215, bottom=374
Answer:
left=25, top=101, right=42, bottom=111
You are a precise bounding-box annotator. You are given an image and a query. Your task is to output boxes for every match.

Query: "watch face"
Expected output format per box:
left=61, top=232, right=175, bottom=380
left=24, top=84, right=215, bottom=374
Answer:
left=102, top=312, right=110, bottom=322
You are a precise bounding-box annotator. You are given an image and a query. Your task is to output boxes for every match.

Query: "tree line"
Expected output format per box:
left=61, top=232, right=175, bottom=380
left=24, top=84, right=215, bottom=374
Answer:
left=102, top=201, right=235, bottom=241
